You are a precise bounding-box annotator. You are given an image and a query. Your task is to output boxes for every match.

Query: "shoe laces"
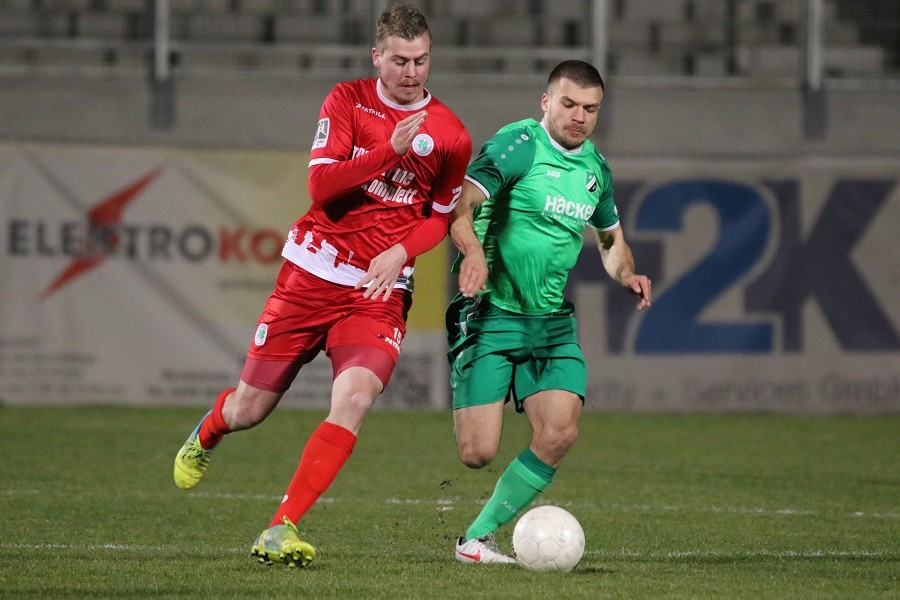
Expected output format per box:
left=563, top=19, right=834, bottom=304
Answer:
left=183, top=439, right=211, bottom=462
left=477, top=534, right=502, bottom=552
left=280, top=516, right=300, bottom=536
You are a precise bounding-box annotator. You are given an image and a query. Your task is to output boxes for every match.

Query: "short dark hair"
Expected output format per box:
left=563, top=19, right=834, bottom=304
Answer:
left=548, top=60, right=605, bottom=92
left=376, top=2, right=431, bottom=48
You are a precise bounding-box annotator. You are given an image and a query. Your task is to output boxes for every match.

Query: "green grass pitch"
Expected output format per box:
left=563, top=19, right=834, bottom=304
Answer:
left=1, top=405, right=897, bottom=599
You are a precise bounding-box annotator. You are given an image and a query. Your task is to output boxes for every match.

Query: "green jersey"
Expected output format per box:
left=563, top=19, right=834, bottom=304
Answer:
left=460, top=118, right=619, bottom=315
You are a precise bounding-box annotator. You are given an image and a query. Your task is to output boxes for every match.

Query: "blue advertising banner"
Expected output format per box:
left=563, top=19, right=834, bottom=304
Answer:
left=567, top=158, right=899, bottom=413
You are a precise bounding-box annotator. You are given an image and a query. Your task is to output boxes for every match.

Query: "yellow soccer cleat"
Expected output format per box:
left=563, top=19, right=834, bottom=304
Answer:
left=173, top=417, right=215, bottom=490
left=250, top=516, right=316, bottom=568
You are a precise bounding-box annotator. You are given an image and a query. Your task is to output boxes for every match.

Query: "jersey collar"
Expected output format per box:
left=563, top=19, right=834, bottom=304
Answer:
left=540, top=118, right=583, bottom=155
left=376, top=78, right=432, bottom=111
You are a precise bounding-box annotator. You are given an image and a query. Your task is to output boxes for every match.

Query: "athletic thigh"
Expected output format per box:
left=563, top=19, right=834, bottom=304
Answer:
left=523, top=389, right=583, bottom=432
left=453, top=401, right=506, bottom=462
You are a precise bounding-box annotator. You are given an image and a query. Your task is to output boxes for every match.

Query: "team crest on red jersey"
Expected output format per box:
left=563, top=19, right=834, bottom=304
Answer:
left=254, top=323, right=268, bottom=346
left=412, top=133, right=434, bottom=157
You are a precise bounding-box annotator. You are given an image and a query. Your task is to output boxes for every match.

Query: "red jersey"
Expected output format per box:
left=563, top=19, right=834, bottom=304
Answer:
left=281, top=77, right=471, bottom=291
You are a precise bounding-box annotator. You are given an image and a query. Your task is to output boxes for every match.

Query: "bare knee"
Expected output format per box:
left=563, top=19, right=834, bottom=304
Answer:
left=326, top=391, right=376, bottom=435
left=559, top=422, right=580, bottom=451
left=347, top=391, right=376, bottom=415
left=453, top=402, right=504, bottom=469
left=223, top=403, right=266, bottom=430
left=327, top=367, right=382, bottom=434
left=457, top=442, right=497, bottom=470
left=223, top=388, right=279, bottom=430
left=533, top=423, right=580, bottom=465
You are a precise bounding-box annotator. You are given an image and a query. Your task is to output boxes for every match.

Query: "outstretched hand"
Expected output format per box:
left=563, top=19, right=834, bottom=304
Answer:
left=355, top=244, right=409, bottom=301
left=622, top=273, right=652, bottom=311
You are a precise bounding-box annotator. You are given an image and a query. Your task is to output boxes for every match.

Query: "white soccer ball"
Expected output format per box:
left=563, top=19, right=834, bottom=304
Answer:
left=512, top=505, right=585, bottom=572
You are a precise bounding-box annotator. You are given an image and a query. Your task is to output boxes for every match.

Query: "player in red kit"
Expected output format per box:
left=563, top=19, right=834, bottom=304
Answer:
left=172, top=3, right=471, bottom=568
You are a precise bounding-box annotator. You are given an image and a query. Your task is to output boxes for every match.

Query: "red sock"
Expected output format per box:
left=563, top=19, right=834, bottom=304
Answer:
left=198, top=387, right=234, bottom=450
left=270, top=421, right=357, bottom=527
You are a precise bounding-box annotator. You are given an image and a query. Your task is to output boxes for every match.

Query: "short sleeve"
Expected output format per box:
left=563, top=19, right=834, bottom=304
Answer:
left=588, top=160, right=620, bottom=230
left=430, top=127, right=472, bottom=213
left=465, top=127, right=536, bottom=199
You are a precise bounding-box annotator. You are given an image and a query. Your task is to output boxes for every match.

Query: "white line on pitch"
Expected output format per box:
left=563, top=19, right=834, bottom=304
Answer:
left=594, top=549, right=894, bottom=560
left=1, top=543, right=891, bottom=561
left=10, top=487, right=896, bottom=520
left=0, top=542, right=247, bottom=554
left=157, top=492, right=900, bottom=519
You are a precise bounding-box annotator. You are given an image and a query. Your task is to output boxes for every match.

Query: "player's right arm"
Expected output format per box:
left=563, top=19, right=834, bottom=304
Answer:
left=449, top=181, right=489, bottom=297
left=307, top=85, right=427, bottom=206
left=450, top=124, right=534, bottom=297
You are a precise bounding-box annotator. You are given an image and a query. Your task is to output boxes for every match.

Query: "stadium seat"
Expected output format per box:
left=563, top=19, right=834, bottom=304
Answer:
left=825, top=45, right=885, bottom=74
left=186, top=13, right=266, bottom=42
left=0, top=10, right=40, bottom=37
left=0, top=0, right=893, bottom=79
left=77, top=12, right=131, bottom=40
left=274, top=15, right=342, bottom=44
left=621, top=0, right=688, bottom=22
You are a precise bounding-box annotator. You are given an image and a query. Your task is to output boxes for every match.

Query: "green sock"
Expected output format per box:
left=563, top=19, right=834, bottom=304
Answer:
left=465, top=448, right=556, bottom=540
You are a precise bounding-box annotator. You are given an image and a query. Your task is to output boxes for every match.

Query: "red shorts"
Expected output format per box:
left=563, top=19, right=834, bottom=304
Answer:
left=240, top=261, right=412, bottom=393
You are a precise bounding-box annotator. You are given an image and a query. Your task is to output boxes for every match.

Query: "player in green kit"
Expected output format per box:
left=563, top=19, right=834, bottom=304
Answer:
left=448, top=60, right=652, bottom=564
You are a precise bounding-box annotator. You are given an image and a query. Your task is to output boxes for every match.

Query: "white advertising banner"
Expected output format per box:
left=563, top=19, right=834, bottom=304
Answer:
left=0, top=143, right=448, bottom=409
left=1, top=144, right=897, bottom=413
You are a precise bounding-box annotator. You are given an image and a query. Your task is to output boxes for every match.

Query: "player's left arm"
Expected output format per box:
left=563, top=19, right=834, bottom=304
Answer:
left=357, top=125, right=473, bottom=301
left=594, top=225, right=652, bottom=311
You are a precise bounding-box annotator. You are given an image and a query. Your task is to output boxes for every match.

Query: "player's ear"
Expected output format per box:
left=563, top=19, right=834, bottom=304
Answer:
left=540, top=92, right=550, bottom=113
left=372, top=47, right=381, bottom=68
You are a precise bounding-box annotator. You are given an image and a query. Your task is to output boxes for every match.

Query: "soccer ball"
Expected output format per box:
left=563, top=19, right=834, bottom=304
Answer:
left=512, top=505, right=585, bottom=572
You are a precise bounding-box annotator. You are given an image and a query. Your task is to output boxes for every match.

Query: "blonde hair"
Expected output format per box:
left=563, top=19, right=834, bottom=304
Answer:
left=375, top=2, right=431, bottom=48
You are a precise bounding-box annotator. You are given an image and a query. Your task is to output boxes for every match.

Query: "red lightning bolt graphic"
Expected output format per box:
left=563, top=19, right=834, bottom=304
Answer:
left=37, top=167, right=164, bottom=301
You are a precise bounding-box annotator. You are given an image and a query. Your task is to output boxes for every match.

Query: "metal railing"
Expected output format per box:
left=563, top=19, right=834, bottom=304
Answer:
left=1, top=0, right=897, bottom=131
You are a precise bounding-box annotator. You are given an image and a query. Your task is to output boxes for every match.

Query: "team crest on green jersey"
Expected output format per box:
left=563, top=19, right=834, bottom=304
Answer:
left=585, top=171, right=598, bottom=193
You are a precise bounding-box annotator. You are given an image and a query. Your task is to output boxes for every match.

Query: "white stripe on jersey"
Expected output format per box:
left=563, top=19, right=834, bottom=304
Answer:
left=281, top=229, right=414, bottom=291
left=464, top=175, right=491, bottom=200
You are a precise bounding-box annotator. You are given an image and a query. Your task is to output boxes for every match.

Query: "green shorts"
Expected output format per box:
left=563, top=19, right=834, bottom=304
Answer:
left=446, top=295, right=587, bottom=412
